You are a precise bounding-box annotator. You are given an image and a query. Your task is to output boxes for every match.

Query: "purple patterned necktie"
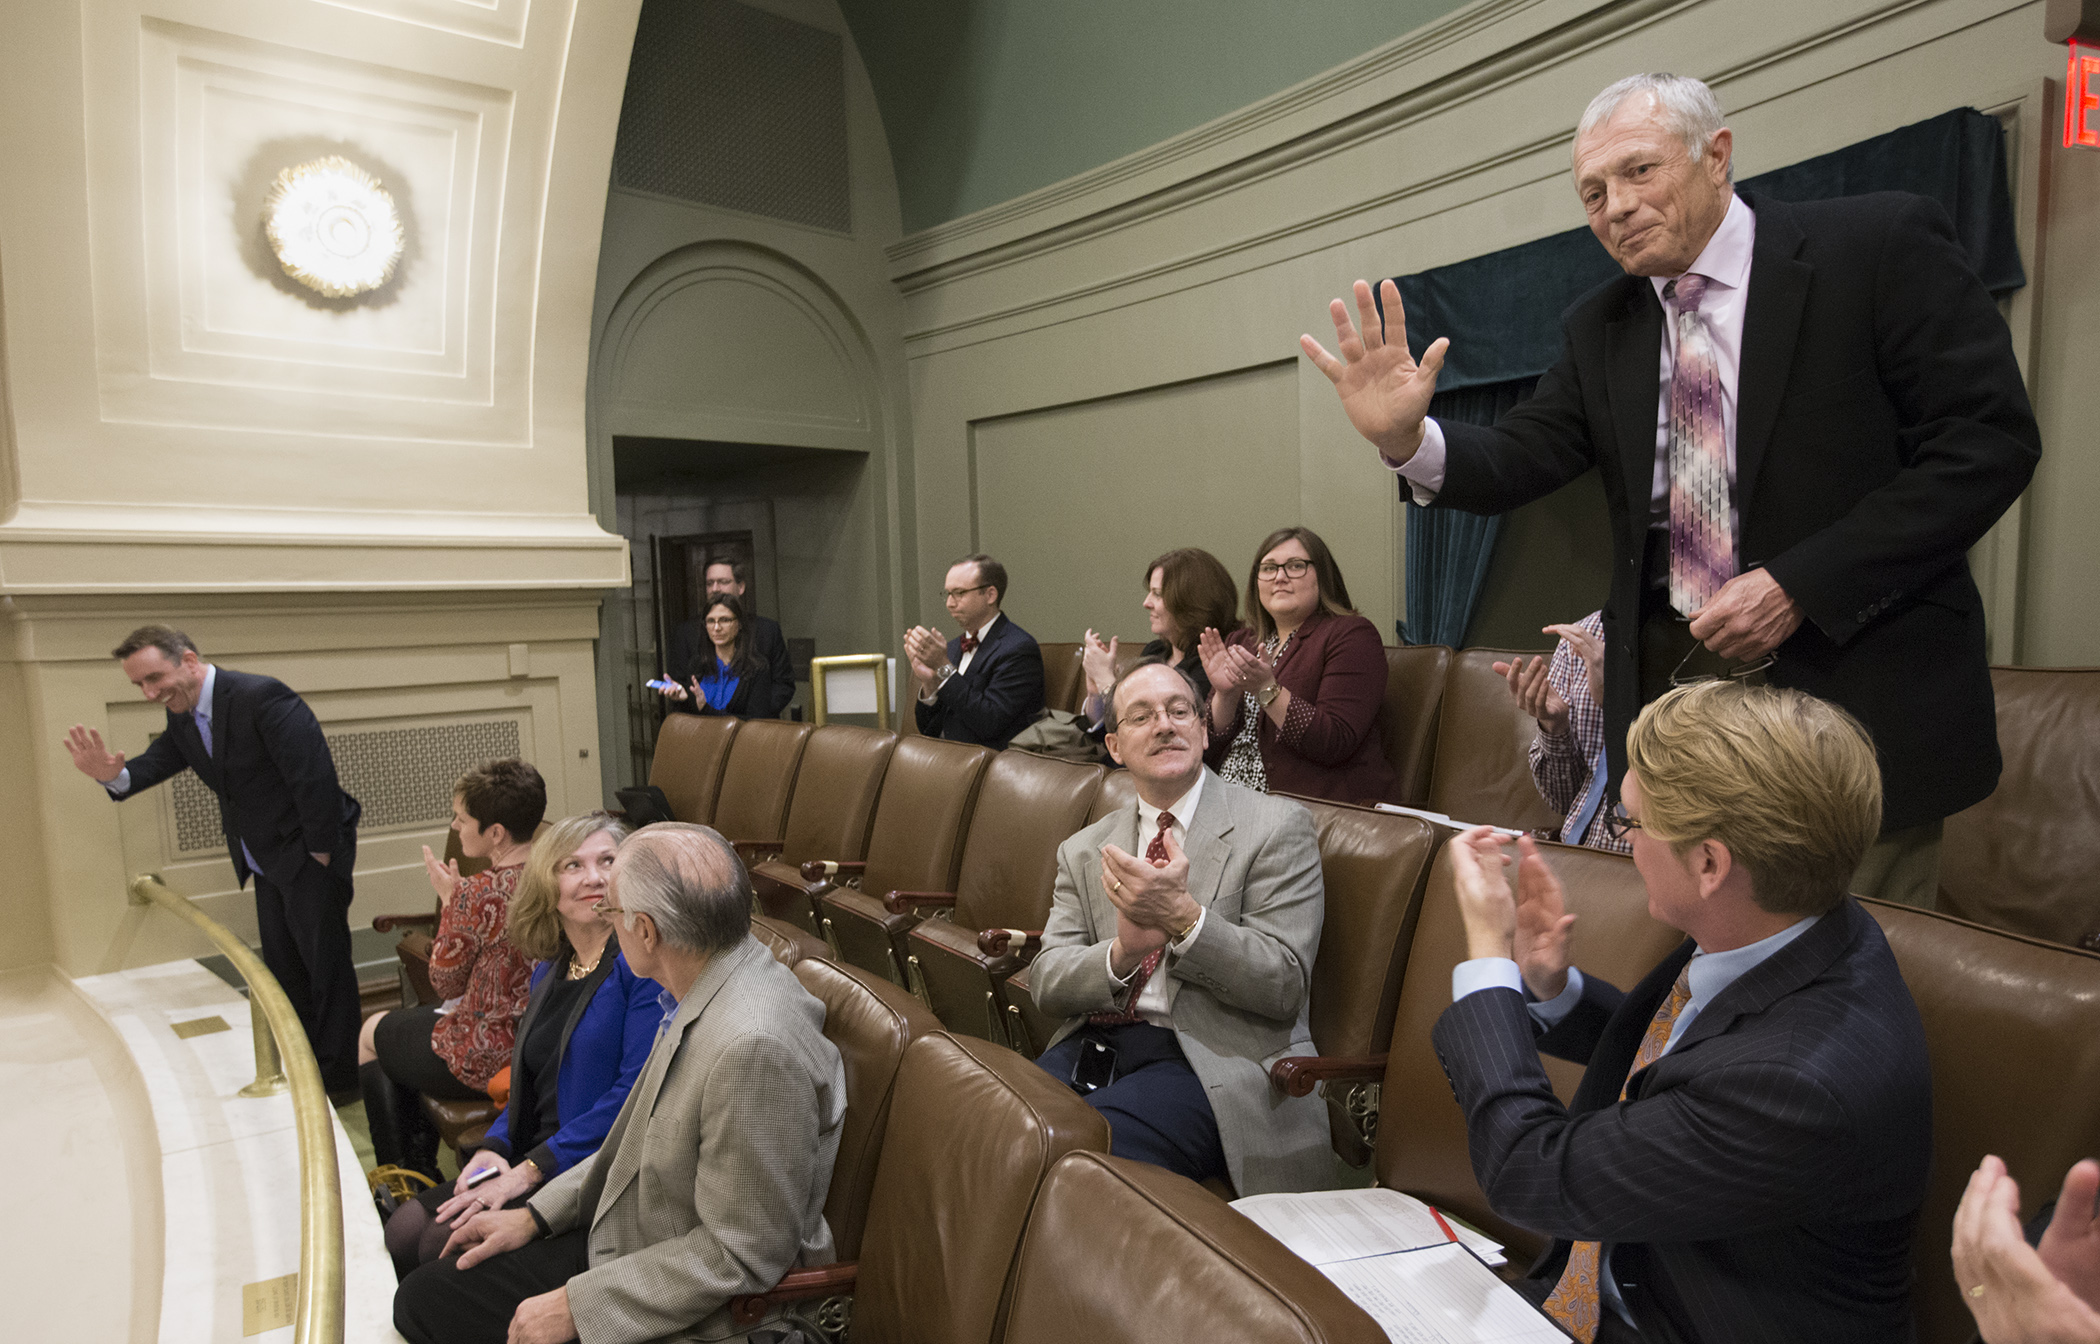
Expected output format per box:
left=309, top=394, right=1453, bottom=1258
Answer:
left=1665, top=274, right=1734, bottom=616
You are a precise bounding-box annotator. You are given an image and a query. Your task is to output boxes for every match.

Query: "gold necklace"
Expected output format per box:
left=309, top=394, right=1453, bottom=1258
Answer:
left=567, top=945, right=606, bottom=980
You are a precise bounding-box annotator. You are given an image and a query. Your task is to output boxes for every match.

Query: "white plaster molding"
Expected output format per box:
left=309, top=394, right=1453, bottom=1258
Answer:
left=312, top=0, right=533, bottom=48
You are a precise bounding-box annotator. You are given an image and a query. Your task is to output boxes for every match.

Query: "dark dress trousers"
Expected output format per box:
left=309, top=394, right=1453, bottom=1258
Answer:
left=1202, top=609, right=1396, bottom=803
left=112, top=667, right=363, bottom=1090
left=914, top=613, right=1046, bottom=751
left=665, top=613, right=794, bottom=718
left=1431, top=898, right=1931, bottom=1344
left=1434, top=191, right=2042, bottom=831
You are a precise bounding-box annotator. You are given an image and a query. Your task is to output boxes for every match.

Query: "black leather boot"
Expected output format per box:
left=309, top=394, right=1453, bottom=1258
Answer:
left=360, top=1060, right=404, bottom=1167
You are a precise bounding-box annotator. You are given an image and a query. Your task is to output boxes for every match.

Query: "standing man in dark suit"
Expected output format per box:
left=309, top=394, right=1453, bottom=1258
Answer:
left=1434, top=681, right=1930, bottom=1344
left=65, top=625, right=363, bottom=1094
left=659, top=557, right=795, bottom=718
left=904, top=552, right=1046, bottom=750
left=1303, top=73, right=2041, bottom=907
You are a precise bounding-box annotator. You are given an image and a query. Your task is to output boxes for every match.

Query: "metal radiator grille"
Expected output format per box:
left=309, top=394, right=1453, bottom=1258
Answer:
left=613, top=0, right=850, bottom=232
left=168, top=718, right=524, bottom=853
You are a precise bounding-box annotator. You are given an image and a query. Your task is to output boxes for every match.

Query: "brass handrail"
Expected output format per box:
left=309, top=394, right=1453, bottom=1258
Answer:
left=130, top=874, right=344, bottom=1344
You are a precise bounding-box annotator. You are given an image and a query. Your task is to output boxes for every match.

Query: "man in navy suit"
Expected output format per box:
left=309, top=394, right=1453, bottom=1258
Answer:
left=1305, top=73, right=2041, bottom=908
left=904, top=553, right=1045, bottom=751
left=1433, top=681, right=1930, bottom=1344
left=66, top=625, right=363, bottom=1095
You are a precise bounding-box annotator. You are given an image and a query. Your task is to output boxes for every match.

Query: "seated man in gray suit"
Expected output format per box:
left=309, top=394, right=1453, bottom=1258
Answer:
left=395, top=823, right=846, bottom=1344
left=1032, top=658, right=1331, bottom=1196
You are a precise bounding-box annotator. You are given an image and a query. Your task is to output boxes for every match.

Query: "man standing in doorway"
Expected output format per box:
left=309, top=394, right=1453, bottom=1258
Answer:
left=659, top=557, right=796, bottom=718
left=65, top=625, right=363, bottom=1095
left=1303, top=72, right=2041, bottom=906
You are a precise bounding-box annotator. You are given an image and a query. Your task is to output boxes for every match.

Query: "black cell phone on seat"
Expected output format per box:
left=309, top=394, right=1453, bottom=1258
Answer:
left=1070, top=1038, right=1117, bottom=1094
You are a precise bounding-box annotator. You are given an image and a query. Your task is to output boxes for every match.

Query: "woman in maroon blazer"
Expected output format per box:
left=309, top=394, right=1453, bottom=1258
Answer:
left=1199, top=526, right=1395, bottom=803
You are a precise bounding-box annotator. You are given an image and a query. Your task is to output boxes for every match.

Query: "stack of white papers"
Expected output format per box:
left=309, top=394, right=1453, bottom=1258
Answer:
left=1232, top=1189, right=1561, bottom=1344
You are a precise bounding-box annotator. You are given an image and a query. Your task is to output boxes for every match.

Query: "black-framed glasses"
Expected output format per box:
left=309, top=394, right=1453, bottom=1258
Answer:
left=1599, top=804, right=1644, bottom=841
left=1256, top=559, right=1313, bottom=581
left=941, top=584, right=991, bottom=601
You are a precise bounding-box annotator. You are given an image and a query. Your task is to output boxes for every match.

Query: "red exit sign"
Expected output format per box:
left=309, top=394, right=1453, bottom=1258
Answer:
left=2070, top=39, right=2100, bottom=148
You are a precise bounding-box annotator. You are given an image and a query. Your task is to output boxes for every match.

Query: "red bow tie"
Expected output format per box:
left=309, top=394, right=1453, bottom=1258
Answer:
left=960, top=634, right=979, bottom=654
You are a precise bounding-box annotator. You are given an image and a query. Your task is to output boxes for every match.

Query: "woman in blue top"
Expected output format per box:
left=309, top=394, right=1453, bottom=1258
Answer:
left=381, top=812, right=662, bottom=1276
left=657, top=593, right=782, bottom=719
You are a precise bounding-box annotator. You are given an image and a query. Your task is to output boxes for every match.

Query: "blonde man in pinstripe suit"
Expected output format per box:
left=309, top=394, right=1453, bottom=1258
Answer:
left=1434, top=683, right=1930, bottom=1344
left=397, top=823, right=846, bottom=1344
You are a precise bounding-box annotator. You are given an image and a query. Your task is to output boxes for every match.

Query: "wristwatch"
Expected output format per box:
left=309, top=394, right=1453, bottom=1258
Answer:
left=1256, top=683, right=1283, bottom=708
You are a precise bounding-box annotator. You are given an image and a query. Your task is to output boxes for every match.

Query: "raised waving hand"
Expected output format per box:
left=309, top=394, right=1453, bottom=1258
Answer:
left=1300, top=278, right=1449, bottom=466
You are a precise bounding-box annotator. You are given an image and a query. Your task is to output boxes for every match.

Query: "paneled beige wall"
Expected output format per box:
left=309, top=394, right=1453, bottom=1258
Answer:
left=973, top=362, right=1302, bottom=641
left=891, top=0, right=2097, bottom=668
left=0, top=0, right=640, bottom=972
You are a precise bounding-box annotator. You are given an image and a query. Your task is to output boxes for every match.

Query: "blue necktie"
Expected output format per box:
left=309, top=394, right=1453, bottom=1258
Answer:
left=194, top=707, right=213, bottom=757
left=1564, top=753, right=1608, bottom=845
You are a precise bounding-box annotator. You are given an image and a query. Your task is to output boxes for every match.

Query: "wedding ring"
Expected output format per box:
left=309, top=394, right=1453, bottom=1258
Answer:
left=1969, top=1284, right=1986, bottom=1298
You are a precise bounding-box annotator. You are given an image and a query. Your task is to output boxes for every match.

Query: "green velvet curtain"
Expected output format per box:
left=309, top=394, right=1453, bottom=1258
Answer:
left=1393, top=107, right=2025, bottom=645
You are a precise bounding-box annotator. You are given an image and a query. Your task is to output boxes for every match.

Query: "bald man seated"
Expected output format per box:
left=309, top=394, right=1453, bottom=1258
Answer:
left=394, top=823, right=846, bottom=1344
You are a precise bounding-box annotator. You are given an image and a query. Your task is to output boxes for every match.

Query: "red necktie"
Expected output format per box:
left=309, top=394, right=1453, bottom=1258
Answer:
left=959, top=634, right=979, bottom=655
left=1541, top=964, right=1695, bottom=1342
left=1090, top=811, right=1177, bottom=1026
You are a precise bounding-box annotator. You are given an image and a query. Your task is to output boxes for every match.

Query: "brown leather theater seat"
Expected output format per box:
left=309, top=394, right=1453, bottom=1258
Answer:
left=1272, top=798, right=1442, bottom=1165
left=790, top=957, right=944, bottom=1260
left=894, top=754, right=1108, bottom=1047
left=711, top=719, right=814, bottom=851
left=1864, top=900, right=2100, bottom=1344
left=733, top=1032, right=1110, bottom=1344
left=1373, top=840, right=1679, bottom=1258
left=648, top=714, right=742, bottom=824
left=1038, top=639, right=1148, bottom=716
left=1001, top=1152, right=1384, bottom=1344
left=1380, top=644, right=1452, bottom=807
left=1938, top=665, right=2100, bottom=948
left=1086, top=767, right=1137, bottom=823
left=814, top=737, right=994, bottom=981
left=1424, top=647, right=1564, bottom=834
left=753, top=913, right=829, bottom=966
left=747, top=725, right=898, bottom=932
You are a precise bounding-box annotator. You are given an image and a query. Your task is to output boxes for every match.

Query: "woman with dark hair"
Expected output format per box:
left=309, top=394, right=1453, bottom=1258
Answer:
left=1081, top=548, right=1242, bottom=732
left=657, top=592, right=782, bottom=719
left=380, top=812, right=660, bottom=1276
left=361, top=759, right=546, bottom=1182
left=1198, top=526, right=1395, bottom=802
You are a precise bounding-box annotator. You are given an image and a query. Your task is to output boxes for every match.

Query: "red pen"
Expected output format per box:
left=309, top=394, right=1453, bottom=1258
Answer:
left=1430, top=1206, right=1461, bottom=1245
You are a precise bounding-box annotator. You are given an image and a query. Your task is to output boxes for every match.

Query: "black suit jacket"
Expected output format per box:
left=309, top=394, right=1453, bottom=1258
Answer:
left=111, top=667, right=360, bottom=893
left=1430, top=898, right=1931, bottom=1344
left=1437, top=191, right=2041, bottom=831
left=914, top=612, right=1046, bottom=751
left=666, top=613, right=794, bottom=718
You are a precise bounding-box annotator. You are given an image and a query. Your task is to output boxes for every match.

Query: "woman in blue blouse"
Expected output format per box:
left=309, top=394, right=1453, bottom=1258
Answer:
left=381, top=812, right=661, bottom=1276
left=658, top=593, right=782, bottom=719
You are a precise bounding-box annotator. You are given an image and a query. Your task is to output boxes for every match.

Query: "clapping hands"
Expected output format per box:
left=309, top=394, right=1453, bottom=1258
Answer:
left=1445, top=828, right=1577, bottom=1000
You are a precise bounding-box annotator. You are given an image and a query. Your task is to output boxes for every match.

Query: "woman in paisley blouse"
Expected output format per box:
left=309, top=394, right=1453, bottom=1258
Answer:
left=1199, top=527, right=1396, bottom=803
left=360, top=758, right=546, bottom=1182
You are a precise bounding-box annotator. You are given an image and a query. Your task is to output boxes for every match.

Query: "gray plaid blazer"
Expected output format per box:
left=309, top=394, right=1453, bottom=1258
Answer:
left=530, top=935, right=846, bottom=1343
left=1031, top=769, right=1332, bottom=1195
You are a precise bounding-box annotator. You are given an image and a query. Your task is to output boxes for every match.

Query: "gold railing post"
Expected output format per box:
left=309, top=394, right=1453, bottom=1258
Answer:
left=128, top=874, right=343, bottom=1344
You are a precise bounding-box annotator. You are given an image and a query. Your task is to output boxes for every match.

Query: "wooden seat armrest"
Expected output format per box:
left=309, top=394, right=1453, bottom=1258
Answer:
left=798, top=859, right=866, bottom=884
left=372, top=912, right=440, bottom=933
left=729, top=1263, right=858, bottom=1327
left=1270, top=1054, right=1387, bottom=1098
left=976, top=928, right=1043, bottom=957
left=882, top=890, right=958, bottom=916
